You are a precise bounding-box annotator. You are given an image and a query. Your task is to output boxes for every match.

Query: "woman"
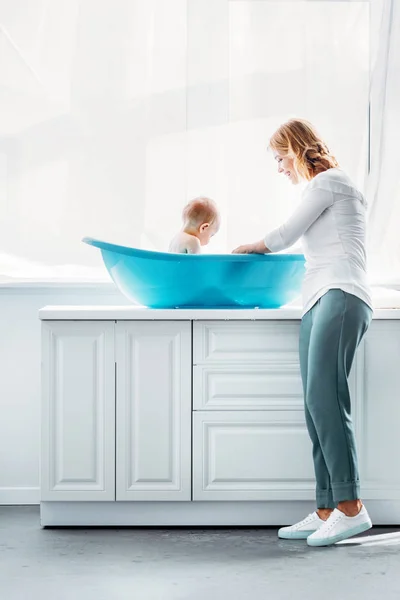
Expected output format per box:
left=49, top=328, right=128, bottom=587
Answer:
left=233, top=119, right=373, bottom=547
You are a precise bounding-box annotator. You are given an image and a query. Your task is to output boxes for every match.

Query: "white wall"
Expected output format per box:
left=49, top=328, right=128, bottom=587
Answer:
left=0, top=0, right=370, bottom=277
left=0, top=285, right=129, bottom=504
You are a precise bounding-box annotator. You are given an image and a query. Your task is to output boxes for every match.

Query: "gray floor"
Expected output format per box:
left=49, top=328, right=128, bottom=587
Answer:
left=1, top=507, right=400, bottom=600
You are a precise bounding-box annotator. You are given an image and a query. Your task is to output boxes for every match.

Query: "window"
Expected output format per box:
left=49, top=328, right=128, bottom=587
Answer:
left=0, top=0, right=369, bottom=281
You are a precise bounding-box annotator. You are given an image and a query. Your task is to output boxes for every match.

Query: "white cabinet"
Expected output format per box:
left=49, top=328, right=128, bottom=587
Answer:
left=41, top=321, right=115, bottom=501
left=115, top=321, right=191, bottom=500
left=193, top=411, right=315, bottom=501
left=358, top=321, right=400, bottom=500
left=40, top=312, right=400, bottom=525
left=192, top=320, right=312, bottom=501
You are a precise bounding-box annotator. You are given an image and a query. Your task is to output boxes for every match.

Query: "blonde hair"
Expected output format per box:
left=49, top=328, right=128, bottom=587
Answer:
left=182, top=197, right=219, bottom=227
left=269, top=118, right=339, bottom=181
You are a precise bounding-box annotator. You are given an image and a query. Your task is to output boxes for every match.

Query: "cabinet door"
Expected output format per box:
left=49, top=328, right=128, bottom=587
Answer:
left=356, top=321, right=400, bottom=500
left=116, top=321, right=191, bottom=500
left=41, top=321, right=115, bottom=501
left=193, top=411, right=315, bottom=501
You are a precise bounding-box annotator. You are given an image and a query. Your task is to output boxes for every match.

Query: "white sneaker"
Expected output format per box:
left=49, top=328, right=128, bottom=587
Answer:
left=307, top=506, right=372, bottom=547
left=278, top=512, right=326, bottom=540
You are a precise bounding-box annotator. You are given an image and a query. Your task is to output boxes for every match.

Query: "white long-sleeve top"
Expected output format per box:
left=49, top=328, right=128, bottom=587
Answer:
left=264, top=168, right=372, bottom=316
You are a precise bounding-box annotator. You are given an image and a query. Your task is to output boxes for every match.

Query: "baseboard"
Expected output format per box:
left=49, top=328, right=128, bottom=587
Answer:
left=40, top=500, right=315, bottom=526
left=0, top=487, right=40, bottom=505
left=40, top=500, right=400, bottom=527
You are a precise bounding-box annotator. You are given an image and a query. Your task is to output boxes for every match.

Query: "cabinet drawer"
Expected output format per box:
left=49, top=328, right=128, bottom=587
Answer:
left=193, top=364, right=303, bottom=410
left=193, top=411, right=314, bottom=501
left=193, top=321, right=300, bottom=364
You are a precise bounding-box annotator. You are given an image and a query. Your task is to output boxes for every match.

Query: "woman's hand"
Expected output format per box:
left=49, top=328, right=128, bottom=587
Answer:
left=232, top=239, right=270, bottom=254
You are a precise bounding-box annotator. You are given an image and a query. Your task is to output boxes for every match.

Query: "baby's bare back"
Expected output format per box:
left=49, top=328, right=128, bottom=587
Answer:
left=168, top=232, right=201, bottom=254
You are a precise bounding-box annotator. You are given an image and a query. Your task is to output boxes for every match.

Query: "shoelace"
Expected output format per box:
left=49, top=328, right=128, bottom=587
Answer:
left=322, top=514, right=342, bottom=533
left=304, top=513, right=316, bottom=523
left=296, top=513, right=316, bottom=528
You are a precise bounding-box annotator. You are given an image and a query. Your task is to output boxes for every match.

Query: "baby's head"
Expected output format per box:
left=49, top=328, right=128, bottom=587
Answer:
left=182, top=197, right=220, bottom=246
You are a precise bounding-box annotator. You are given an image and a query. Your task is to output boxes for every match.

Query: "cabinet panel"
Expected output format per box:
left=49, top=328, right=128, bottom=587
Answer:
left=358, top=322, right=400, bottom=499
left=41, top=321, right=115, bottom=501
left=116, top=321, right=191, bottom=500
left=193, top=321, right=300, bottom=364
left=193, top=411, right=314, bottom=501
left=193, top=364, right=303, bottom=410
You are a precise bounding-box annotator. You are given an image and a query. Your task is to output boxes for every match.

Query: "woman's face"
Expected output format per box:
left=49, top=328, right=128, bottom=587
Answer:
left=273, top=151, right=300, bottom=185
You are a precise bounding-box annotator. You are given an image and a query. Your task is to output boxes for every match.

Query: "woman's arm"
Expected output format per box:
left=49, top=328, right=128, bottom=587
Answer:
left=232, top=187, right=333, bottom=254
left=263, top=188, right=333, bottom=252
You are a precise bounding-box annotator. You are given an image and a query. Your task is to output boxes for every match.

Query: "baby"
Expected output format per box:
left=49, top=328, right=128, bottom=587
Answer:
left=169, top=197, right=220, bottom=254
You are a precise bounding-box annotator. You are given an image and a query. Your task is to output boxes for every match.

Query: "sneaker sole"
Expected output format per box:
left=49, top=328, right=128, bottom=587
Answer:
left=278, top=529, right=318, bottom=540
left=307, top=520, right=372, bottom=547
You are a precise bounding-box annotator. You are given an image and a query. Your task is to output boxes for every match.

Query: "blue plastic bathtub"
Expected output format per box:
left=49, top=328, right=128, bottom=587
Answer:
left=83, top=237, right=305, bottom=309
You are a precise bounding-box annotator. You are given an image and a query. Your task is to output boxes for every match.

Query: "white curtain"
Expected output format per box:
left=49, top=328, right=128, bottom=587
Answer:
left=0, top=0, right=370, bottom=281
left=366, top=0, right=400, bottom=285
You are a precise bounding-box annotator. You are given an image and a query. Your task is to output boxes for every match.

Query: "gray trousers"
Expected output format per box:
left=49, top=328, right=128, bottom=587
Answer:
left=299, top=289, right=372, bottom=508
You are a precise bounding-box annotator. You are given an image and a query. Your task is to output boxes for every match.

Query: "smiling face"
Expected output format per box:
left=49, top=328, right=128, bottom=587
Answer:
left=274, top=150, right=300, bottom=185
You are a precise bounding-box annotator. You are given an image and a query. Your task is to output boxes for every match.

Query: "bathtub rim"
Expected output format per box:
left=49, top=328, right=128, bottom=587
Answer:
left=82, top=237, right=305, bottom=263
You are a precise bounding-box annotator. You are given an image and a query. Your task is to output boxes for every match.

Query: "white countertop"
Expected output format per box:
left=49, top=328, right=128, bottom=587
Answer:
left=39, top=305, right=400, bottom=320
